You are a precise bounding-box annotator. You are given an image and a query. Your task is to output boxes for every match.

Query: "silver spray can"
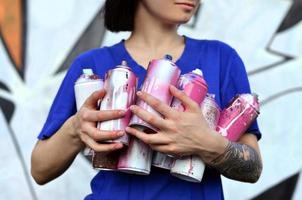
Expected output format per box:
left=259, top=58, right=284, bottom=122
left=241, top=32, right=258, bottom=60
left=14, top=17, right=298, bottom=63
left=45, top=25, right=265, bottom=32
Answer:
left=117, top=126, right=153, bottom=175
left=170, top=94, right=221, bottom=182
left=74, top=68, right=104, bottom=156
left=152, top=152, right=174, bottom=170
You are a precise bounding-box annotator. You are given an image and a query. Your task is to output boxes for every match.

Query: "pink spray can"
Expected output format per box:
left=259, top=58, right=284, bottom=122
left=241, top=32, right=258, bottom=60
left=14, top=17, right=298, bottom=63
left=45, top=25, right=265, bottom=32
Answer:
left=152, top=69, right=208, bottom=170
left=117, top=126, right=153, bottom=175
left=74, top=69, right=104, bottom=156
left=98, top=61, right=138, bottom=145
left=92, top=61, right=138, bottom=170
left=129, top=55, right=181, bottom=132
left=170, top=94, right=221, bottom=182
left=118, top=55, right=180, bottom=174
left=217, top=94, right=260, bottom=141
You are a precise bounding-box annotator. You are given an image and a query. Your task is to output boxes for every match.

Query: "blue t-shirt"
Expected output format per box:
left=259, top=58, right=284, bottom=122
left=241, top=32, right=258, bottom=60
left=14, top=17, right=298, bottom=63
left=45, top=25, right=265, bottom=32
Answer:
left=38, top=36, right=261, bottom=200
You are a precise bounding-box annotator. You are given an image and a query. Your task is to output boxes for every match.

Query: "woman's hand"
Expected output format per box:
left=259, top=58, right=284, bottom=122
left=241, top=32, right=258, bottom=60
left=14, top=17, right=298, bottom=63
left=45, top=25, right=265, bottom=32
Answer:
left=126, top=85, right=228, bottom=160
left=73, top=89, right=126, bottom=153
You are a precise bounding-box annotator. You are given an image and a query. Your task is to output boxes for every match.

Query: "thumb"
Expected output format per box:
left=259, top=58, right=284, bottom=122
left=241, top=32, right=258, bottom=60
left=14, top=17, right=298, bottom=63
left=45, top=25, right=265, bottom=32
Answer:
left=83, top=89, right=106, bottom=109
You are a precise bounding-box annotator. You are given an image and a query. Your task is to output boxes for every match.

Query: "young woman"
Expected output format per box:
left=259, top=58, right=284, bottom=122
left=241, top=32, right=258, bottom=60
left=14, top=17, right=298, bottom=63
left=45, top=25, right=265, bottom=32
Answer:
left=31, top=0, right=263, bottom=199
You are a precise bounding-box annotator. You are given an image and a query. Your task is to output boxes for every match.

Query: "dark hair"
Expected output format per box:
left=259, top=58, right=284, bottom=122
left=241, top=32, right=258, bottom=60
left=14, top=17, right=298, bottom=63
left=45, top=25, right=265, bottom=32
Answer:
left=102, top=0, right=139, bottom=32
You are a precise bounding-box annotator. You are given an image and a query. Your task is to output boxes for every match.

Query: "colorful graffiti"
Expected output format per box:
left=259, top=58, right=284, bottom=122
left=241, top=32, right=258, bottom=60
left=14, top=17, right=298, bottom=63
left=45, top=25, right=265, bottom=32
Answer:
left=0, top=0, right=26, bottom=73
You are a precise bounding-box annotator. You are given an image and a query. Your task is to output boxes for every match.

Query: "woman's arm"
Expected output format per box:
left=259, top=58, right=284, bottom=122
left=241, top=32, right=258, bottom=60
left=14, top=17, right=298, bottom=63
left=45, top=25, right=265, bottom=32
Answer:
left=31, top=116, right=84, bottom=185
left=205, top=133, right=262, bottom=183
left=31, top=90, right=125, bottom=185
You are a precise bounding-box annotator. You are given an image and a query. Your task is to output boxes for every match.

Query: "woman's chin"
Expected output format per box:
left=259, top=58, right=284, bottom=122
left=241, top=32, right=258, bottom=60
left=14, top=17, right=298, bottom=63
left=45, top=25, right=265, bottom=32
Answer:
left=171, top=16, right=192, bottom=25
left=175, top=12, right=195, bottom=23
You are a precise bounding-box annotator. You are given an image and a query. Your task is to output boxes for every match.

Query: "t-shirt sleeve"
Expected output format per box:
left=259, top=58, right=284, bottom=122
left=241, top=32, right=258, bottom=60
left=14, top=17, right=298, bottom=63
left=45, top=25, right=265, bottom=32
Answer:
left=37, top=59, right=83, bottom=140
left=220, top=48, right=261, bottom=140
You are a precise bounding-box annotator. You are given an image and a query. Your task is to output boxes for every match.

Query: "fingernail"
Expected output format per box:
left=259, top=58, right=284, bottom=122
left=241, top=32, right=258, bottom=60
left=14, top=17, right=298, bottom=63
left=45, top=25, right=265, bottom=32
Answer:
left=115, top=143, right=123, bottom=149
left=119, top=110, right=126, bottom=115
left=117, top=131, right=124, bottom=136
left=137, top=91, right=142, bottom=96
left=125, top=127, right=131, bottom=132
left=130, top=105, right=135, bottom=110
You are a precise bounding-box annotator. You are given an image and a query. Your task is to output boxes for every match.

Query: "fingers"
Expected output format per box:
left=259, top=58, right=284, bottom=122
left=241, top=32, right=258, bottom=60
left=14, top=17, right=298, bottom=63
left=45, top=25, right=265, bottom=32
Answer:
left=169, top=85, right=200, bottom=112
left=126, top=127, right=170, bottom=145
left=81, top=109, right=126, bottom=122
left=130, top=105, right=167, bottom=130
left=80, top=133, right=123, bottom=153
left=83, top=89, right=106, bottom=109
left=82, top=123, right=125, bottom=141
left=137, top=91, right=176, bottom=118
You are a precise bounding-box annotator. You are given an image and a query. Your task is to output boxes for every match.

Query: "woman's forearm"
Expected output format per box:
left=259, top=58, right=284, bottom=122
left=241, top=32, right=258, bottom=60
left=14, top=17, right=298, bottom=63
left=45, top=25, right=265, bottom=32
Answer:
left=31, top=116, right=85, bottom=185
left=197, top=132, right=262, bottom=183
left=208, top=141, right=262, bottom=183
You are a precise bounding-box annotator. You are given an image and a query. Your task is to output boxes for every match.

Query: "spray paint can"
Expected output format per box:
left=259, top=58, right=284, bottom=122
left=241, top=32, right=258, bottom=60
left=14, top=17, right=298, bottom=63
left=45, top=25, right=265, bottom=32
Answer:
left=98, top=61, right=138, bottom=145
left=74, top=68, right=104, bottom=110
left=117, top=126, right=153, bottom=175
left=170, top=68, right=208, bottom=111
left=201, top=94, right=221, bottom=130
left=129, top=55, right=181, bottom=132
left=92, top=61, right=138, bottom=170
left=152, top=153, right=174, bottom=170
left=92, top=150, right=121, bottom=171
left=217, top=94, right=260, bottom=141
left=170, top=94, right=221, bottom=182
left=152, top=69, right=208, bottom=170
left=74, top=68, right=104, bottom=156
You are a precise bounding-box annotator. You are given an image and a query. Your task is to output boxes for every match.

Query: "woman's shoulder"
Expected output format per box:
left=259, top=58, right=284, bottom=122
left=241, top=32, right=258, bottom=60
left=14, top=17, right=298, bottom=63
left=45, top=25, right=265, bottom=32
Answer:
left=63, top=42, right=122, bottom=76
left=72, top=42, right=121, bottom=66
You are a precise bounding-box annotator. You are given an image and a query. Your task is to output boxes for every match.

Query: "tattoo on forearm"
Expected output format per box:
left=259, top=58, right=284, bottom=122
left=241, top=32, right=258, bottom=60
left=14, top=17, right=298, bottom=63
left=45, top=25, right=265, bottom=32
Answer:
left=210, top=141, right=262, bottom=183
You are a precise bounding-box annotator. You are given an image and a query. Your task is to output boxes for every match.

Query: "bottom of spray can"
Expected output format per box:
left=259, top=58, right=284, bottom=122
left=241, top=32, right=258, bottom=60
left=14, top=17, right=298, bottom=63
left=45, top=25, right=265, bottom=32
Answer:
left=118, top=167, right=151, bottom=175
left=170, top=155, right=206, bottom=183
left=92, top=149, right=122, bottom=171
left=117, top=127, right=153, bottom=175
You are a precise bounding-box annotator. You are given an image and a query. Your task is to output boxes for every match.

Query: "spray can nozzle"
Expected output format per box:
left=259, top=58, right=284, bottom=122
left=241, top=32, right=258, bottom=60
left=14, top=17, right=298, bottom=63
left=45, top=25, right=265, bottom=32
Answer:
left=121, top=60, right=128, bottom=66
left=83, top=69, right=94, bottom=75
left=192, top=68, right=203, bottom=76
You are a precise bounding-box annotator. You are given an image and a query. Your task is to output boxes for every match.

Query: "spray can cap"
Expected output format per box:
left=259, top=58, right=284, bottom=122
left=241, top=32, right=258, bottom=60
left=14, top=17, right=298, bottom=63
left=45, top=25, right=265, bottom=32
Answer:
left=83, top=68, right=94, bottom=75
left=192, top=68, right=203, bottom=76
left=121, top=60, right=128, bottom=66
left=164, top=54, right=173, bottom=61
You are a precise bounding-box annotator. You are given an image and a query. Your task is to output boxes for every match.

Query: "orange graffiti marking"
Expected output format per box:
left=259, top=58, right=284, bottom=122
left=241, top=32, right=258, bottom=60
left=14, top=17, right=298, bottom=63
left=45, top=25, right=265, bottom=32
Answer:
left=0, top=0, right=24, bottom=70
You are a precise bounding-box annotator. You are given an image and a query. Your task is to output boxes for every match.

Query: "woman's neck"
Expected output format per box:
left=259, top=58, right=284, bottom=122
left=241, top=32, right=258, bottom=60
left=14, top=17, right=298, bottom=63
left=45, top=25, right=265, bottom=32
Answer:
left=124, top=3, right=185, bottom=68
left=128, top=25, right=181, bottom=50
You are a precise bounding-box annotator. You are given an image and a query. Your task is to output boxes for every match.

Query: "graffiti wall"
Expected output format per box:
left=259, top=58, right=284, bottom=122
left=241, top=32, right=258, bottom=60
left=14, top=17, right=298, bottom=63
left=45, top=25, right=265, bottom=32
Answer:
left=0, top=0, right=301, bottom=199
